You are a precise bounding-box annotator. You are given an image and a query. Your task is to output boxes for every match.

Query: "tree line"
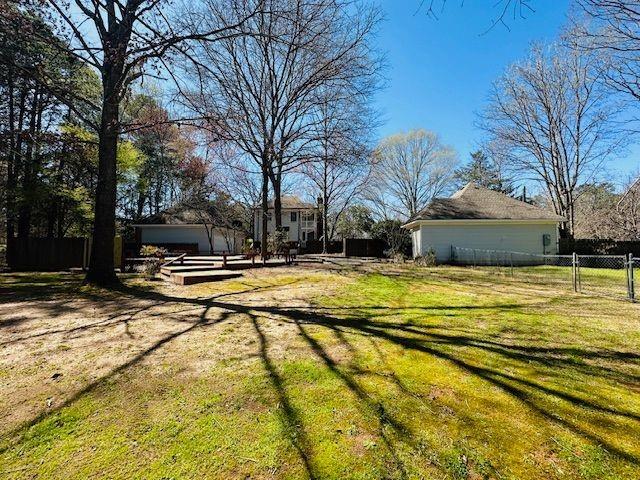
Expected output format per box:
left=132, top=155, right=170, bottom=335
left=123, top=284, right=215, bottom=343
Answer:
left=2, top=0, right=640, bottom=285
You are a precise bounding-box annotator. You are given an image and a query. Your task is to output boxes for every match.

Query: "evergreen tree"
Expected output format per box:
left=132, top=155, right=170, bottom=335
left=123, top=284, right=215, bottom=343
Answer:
left=454, top=150, right=514, bottom=195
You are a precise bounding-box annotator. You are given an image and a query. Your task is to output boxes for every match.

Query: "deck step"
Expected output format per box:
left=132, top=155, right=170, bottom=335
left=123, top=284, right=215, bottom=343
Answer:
left=161, top=264, right=220, bottom=274
left=169, top=269, right=243, bottom=285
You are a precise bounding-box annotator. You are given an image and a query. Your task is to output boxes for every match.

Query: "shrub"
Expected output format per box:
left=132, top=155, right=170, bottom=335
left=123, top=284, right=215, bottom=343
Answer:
left=415, top=247, right=437, bottom=267
left=140, top=245, right=167, bottom=279
left=370, top=220, right=411, bottom=257
left=241, top=238, right=256, bottom=254
left=268, top=229, right=289, bottom=254
left=390, top=251, right=407, bottom=263
left=141, top=257, right=164, bottom=279
left=140, top=245, right=167, bottom=257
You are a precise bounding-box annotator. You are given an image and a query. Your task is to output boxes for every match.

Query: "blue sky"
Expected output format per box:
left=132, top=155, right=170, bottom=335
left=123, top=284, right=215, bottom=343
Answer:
left=374, top=0, right=638, bottom=181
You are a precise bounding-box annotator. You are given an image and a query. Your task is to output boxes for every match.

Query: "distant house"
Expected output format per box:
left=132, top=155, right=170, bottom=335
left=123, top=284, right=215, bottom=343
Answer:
left=253, top=196, right=320, bottom=244
left=132, top=205, right=243, bottom=254
left=403, top=183, right=565, bottom=262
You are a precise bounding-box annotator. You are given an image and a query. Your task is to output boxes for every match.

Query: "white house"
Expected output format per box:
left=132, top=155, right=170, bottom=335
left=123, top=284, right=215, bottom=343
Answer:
left=403, top=183, right=565, bottom=262
left=132, top=206, right=244, bottom=254
left=253, top=196, right=320, bottom=244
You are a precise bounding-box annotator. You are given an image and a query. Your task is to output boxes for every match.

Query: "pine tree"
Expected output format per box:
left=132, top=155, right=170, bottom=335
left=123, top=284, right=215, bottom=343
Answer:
left=454, top=150, right=514, bottom=195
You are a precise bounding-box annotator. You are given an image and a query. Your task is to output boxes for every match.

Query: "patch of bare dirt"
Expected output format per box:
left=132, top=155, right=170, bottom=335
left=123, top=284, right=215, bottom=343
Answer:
left=0, top=266, right=347, bottom=435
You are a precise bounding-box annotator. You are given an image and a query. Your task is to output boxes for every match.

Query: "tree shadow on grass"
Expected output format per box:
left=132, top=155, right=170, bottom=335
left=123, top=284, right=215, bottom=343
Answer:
left=114, top=285, right=640, bottom=467
left=250, top=313, right=317, bottom=479
left=276, top=308, right=640, bottom=466
left=293, top=318, right=413, bottom=478
left=4, top=281, right=640, bottom=475
left=0, top=302, right=228, bottom=453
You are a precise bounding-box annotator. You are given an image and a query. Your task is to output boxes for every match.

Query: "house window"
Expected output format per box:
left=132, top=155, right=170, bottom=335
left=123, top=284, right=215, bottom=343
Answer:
left=267, top=213, right=272, bottom=221
left=290, top=212, right=297, bottom=222
left=283, top=226, right=290, bottom=232
left=302, top=212, right=314, bottom=222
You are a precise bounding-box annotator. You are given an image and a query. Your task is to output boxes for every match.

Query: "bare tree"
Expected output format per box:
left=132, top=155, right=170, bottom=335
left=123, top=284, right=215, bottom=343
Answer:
left=367, top=129, right=458, bottom=220
left=575, top=1, right=640, bottom=106
left=573, top=182, right=618, bottom=239
left=479, top=37, right=625, bottom=238
left=417, top=0, right=535, bottom=31
left=616, top=173, right=640, bottom=240
left=182, top=0, right=382, bottom=258
left=1, top=0, right=257, bottom=284
left=301, top=90, right=376, bottom=252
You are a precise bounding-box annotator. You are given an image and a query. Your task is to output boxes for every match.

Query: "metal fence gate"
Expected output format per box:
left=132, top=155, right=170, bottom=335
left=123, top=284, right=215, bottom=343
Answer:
left=450, top=246, right=637, bottom=302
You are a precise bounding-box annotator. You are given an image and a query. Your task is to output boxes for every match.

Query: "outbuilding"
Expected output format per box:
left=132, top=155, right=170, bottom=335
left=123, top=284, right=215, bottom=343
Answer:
left=402, top=183, right=565, bottom=262
left=132, top=205, right=244, bottom=254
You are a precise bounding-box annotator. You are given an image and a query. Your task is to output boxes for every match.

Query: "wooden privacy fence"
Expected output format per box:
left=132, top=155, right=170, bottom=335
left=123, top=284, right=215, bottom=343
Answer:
left=559, top=238, right=640, bottom=256
left=302, top=240, right=343, bottom=254
left=7, top=237, right=87, bottom=271
left=7, top=237, right=125, bottom=272
left=343, top=238, right=385, bottom=257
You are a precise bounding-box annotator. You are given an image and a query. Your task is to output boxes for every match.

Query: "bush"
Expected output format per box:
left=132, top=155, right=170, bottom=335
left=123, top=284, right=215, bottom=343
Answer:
left=242, top=238, right=256, bottom=254
left=140, top=245, right=167, bottom=257
left=140, top=245, right=167, bottom=279
left=390, top=251, right=407, bottom=263
left=267, top=229, right=289, bottom=254
left=141, top=257, right=164, bottom=279
left=415, top=247, right=437, bottom=267
left=370, top=220, right=411, bottom=257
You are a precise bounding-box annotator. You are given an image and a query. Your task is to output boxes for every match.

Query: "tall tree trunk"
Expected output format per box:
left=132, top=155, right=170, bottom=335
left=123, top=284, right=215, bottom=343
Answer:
left=136, top=189, right=146, bottom=220
left=272, top=175, right=282, bottom=230
left=567, top=196, right=576, bottom=239
left=10, top=87, right=27, bottom=238
left=322, top=158, right=328, bottom=254
left=17, top=85, right=40, bottom=238
left=85, top=78, right=120, bottom=285
left=268, top=164, right=282, bottom=231
left=53, top=154, right=67, bottom=237
left=260, top=163, right=269, bottom=258
left=5, top=66, right=16, bottom=242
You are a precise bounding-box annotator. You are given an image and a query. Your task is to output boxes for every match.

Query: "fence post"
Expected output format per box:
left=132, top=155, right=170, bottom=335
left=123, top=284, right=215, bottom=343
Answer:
left=572, top=252, right=578, bottom=293
left=473, top=249, right=476, bottom=268
left=510, top=252, right=514, bottom=276
left=628, top=253, right=635, bottom=302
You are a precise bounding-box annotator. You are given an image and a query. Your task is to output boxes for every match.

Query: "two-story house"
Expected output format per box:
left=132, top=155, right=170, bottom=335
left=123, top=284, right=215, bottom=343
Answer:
left=253, top=196, right=320, bottom=244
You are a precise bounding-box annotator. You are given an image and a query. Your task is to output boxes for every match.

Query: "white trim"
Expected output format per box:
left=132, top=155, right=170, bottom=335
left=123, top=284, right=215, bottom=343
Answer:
left=252, top=206, right=318, bottom=211
left=402, top=218, right=564, bottom=230
left=131, top=223, right=238, bottom=231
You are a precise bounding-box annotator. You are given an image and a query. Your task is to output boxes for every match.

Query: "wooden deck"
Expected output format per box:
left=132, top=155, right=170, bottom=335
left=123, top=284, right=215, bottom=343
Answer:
left=168, top=269, right=243, bottom=286
left=152, top=256, right=291, bottom=285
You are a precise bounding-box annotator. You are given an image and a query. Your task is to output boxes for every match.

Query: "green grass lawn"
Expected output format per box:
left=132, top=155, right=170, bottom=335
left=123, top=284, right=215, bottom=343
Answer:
left=0, top=265, right=639, bottom=479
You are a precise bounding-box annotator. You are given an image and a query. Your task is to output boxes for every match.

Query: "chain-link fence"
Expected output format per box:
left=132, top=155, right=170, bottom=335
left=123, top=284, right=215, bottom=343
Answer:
left=450, top=246, right=637, bottom=301
left=574, top=255, right=628, bottom=299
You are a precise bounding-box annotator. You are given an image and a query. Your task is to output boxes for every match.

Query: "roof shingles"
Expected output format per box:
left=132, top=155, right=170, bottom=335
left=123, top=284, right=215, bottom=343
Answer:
left=409, top=183, right=565, bottom=222
left=254, top=195, right=317, bottom=210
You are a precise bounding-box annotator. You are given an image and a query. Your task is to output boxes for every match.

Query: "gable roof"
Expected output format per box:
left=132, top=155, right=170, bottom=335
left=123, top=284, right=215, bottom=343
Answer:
left=254, top=195, right=316, bottom=210
left=408, top=183, right=565, bottom=223
left=617, top=177, right=640, bottom=211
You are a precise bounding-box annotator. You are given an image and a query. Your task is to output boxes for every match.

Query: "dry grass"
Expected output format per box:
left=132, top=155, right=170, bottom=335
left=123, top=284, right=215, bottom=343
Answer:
left=0, top=264, right=639, bottom=479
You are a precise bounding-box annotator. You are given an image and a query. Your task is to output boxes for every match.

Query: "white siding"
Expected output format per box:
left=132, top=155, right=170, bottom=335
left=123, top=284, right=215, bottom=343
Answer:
left=138, top=225, right=241, bottom=253
left=253, top=209, right=318, bottom=242
left=411, top=228, right=421, bottom=258
left=415, top=222, right=558, bottom=261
